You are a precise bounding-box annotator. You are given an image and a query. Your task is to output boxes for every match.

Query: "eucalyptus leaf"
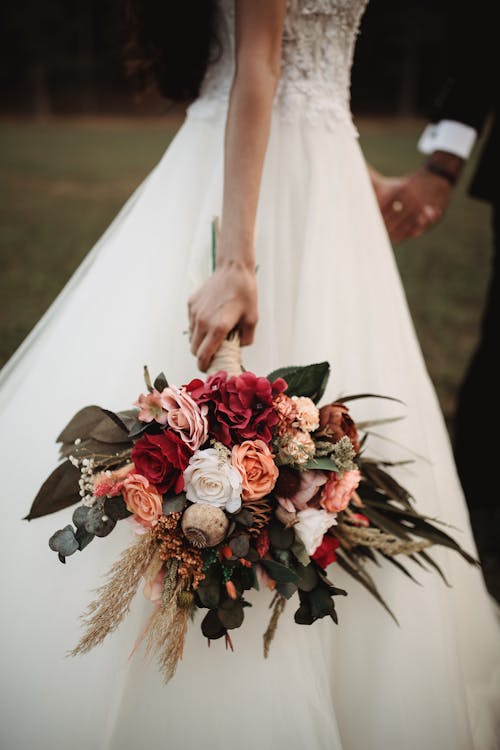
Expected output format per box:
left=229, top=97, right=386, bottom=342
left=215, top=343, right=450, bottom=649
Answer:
left=75, top=525, right=95, bottom=552
left=104, top=495, right=132, bottom=521
left=49, top=525, right=79, bottom=556
left=303, top=456, right=339, bottom=472
left=267, top=362, right=330, bottom=404
left=25, top=460, right=81, bottom=520
left=261, top=559, right=300, bottom=584
left=201, top=610, right=226, bottom=640
left=217, top=599, right=245, bottom=630
left=276, top=581, right=298, bottom=599
left=162, top=494, right=187, bottom=515
left=269, top=520, right=294, bottom=550
left=229, top=534, right=250, bottom=558
left=84, top=503, right=117, bottom=537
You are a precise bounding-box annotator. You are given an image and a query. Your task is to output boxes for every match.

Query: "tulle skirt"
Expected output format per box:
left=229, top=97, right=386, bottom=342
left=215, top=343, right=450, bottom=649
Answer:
left=0, top=110, right=499, bottom=750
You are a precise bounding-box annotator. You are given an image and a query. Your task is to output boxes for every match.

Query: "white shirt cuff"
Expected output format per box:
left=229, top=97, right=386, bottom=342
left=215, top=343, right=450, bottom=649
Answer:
left=418, top=119, right=477, bottom=159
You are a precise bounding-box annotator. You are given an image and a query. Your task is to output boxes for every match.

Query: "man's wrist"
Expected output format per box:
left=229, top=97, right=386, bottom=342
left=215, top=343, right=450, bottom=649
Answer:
left=424, top=151, right=463, bottom=187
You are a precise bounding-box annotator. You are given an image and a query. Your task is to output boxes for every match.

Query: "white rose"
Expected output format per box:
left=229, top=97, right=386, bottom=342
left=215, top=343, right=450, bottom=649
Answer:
left=183, top=448, right=242, bottom=513
left=295, top=508, right=337, bottom=556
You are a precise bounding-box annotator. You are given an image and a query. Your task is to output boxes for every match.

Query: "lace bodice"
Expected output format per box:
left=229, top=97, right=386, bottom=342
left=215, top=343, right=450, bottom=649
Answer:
left=188, top=0, right=369, bottom=132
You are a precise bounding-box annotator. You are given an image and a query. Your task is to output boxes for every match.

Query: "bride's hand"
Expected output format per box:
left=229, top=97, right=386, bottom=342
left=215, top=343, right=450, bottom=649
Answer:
left=188, top=262, right=258, bottom=372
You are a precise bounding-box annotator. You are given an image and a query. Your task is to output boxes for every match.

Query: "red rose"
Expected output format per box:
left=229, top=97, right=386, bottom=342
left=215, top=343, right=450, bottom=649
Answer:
left=312, top=534, right=340, bottom=569
left=187, top=371, right=287, bottom=447
left=131, top=431, right=192, bottom=494
left=318, top=402, right=360, bottom=454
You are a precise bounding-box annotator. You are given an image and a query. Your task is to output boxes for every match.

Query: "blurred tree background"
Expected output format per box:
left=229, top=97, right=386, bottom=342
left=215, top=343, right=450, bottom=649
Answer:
left=0, top=0, right=453, bottom=118
left=0, top=0, right=491, bottom=435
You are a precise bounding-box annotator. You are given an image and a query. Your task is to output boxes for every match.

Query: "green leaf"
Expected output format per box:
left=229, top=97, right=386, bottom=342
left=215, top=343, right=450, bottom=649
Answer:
left=309, top=586, right=335, bottom=619
left=294, top=603, right=314, bottom=625
left=25, top=460, right=81, bottom=520
left=302, top=456, right=339, bottom=472
left=162, top=494, right=187, bottom=515
left=153, top=372, right=168, bottom=391
left=201, top=610, right=226, bottom=639
left=269, top=520, right=295, bottom=550
left=57, top=405, right=130, bottom=445
left=261, top=559, right=300, bottom=584
left=297, top=563, right=319, bottom=592
left=291, top=535, right=310, bottom=566
left=197, top=567, right=222, bottom=609
left=217, top=599, right=245, bottom=630
left=275, top=581, right=298, bottom=599
left=336, top=551, right=399, bottom=624
left=104, top=495, right=132, bottom=521
left=379, top=553, right=422, bottom=584
left=267, top=362, right=330, bottom=404
left=336, top=393, right=405, bottom=405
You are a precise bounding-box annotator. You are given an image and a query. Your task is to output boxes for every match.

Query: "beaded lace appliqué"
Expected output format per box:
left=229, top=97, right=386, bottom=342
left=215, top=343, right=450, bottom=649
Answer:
left=188, top=0, right=369, bottom=132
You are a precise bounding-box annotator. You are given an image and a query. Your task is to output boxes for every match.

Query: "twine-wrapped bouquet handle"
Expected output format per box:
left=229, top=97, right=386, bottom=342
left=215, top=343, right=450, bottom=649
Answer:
left=205, top=216, right=244, bottom=377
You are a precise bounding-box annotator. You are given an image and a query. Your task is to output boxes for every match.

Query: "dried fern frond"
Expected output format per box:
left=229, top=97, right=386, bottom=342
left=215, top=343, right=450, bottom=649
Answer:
left=70, top=531, right=158, bottom=656
left=144, top=582, right=191, bottom=683
left=263, top=594, right=287, bottom=658
left=336, top=522, right=432, bottom=556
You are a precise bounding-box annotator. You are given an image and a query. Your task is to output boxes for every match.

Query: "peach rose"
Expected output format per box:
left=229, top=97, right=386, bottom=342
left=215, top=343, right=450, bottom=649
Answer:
left=122, top=473, right=163, bottom=527
left=320, top=469, right=361, bottom=513
left=232, top=439, right=279, bottom=501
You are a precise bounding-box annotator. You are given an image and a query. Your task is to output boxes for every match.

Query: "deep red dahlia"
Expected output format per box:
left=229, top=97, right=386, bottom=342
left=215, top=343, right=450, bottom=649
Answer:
left=131, top=431, right=192, bottom=494
left=186, top=370, right=287, bottom=447
left=312, top=535, right=340, bottom=569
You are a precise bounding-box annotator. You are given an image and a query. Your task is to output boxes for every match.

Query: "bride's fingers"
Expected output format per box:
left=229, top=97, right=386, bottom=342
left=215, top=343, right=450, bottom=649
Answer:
left=190, top=317, right=208, bottom=356
left=239, top=317, right=258, bottom=346
left=196, top=325, right=228, bottom=372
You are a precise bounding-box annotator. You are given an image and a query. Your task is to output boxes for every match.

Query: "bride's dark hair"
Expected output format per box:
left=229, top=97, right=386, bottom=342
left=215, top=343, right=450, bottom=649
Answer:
left=126, top=0, right=220, bottom=101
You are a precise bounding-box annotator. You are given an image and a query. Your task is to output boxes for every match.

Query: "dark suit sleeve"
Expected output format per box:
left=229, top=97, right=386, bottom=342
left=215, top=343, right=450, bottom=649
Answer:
left=431, top=0, right=494, bottom=134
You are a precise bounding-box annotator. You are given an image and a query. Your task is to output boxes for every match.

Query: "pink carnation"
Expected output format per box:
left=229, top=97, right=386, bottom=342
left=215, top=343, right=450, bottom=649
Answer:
left=292, top=396, right=320, bottom=432
left=273, top=394, right=298, bottom=436
left=320, top=469, right=361, bottom=513
left=93, top=462, right=135, bottom=497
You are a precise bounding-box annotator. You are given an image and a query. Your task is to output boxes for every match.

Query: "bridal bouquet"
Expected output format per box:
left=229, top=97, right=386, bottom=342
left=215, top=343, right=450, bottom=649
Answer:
left=27, top=350, right=475, bottom=682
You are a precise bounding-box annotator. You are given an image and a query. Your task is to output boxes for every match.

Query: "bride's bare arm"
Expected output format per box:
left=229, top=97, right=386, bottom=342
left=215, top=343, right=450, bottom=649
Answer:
left=188, top=0, right=286, bottom=372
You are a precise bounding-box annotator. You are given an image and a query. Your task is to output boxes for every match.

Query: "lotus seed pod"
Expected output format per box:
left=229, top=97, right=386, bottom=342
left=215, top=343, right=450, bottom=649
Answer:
left=181, top=503, right=229, bottom=548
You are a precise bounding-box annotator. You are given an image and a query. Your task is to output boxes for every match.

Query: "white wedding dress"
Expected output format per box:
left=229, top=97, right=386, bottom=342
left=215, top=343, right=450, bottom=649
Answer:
left=0, top=1, right=499, bottom=749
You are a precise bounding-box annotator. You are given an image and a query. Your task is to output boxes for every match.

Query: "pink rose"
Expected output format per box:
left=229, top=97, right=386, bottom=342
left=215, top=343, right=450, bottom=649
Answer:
left=320, top=469, right=361, bottom=513
left=123, top=473, right=163, bottom=527
left=276, top=470, right=327, bottom=512
left=231, top=439, right=279, bottom=501
left=160, top=385, right=208, bottom=451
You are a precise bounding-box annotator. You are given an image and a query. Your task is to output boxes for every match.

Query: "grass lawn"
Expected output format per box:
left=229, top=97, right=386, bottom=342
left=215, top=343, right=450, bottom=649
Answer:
left=0, top=116, right=492, bottom=428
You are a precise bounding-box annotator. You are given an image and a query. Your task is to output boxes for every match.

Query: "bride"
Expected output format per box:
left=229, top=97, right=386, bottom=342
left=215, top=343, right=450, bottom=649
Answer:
left=0, top=1, right=499, bottom=748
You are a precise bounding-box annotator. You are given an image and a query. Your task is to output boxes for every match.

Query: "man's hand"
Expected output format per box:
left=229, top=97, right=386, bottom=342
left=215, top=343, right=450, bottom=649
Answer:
left=374, top=169, right=454, bottom=244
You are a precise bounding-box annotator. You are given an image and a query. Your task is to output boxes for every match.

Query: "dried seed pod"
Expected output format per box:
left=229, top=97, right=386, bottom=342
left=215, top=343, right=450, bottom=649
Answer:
left=181, top=504, right=229, bottom=548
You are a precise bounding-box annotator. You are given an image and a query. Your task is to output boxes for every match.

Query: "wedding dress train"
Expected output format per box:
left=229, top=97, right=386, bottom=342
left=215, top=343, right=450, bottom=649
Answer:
left=0, top=1, right=499, bottom=749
